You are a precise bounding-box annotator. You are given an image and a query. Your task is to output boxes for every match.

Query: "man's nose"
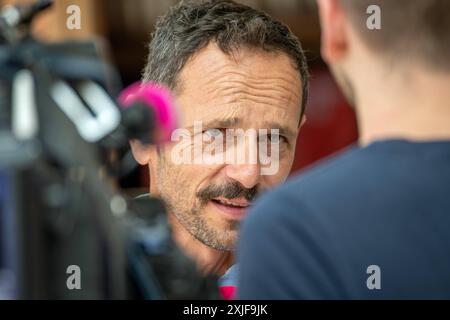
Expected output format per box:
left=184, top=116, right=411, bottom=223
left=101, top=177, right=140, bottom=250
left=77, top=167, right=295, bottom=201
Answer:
left=225, top=163, right=260, bottom=189
left=224, top=131, right=262, bottom=189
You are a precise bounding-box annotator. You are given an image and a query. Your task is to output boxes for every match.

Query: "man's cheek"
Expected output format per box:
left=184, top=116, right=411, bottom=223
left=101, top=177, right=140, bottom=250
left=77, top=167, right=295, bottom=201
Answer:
left=263, top=157, right=294, bottom=187
left=260, top=143, right=293, bottom=177
left=260, top=161, right=279, bottom=176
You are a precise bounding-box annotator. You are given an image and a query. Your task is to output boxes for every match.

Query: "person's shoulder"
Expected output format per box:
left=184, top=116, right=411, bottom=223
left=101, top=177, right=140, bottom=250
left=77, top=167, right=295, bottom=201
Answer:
left=244, top=144, right=385, bottom=232
left=238, top=148, right=369, bottom=299
left=289, top=144, right=382, bottom=189
left=271, top=146, right=369, bottom=200
left=271, top=139, right=450, bottom=208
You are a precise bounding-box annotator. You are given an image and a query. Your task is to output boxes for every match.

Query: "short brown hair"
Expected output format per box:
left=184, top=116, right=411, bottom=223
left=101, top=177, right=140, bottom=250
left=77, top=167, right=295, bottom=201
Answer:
left=342, top=0, right=450, bottom=70
left=142, top=0, right=309, bottom=118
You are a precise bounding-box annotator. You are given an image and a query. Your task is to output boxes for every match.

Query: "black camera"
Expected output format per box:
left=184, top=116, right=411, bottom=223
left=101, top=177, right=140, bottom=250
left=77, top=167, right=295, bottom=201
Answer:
left=0, top=0, right=219, bottom=300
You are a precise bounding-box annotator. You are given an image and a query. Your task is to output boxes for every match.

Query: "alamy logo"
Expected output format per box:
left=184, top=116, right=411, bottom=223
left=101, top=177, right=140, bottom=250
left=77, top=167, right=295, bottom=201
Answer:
left=366, top=5, right=381, bottom=30
left=366, top=265, right=381, bottom=290
left=66, top=265, right=81, bottom=290
left=66, top=5, right=81, bottom=30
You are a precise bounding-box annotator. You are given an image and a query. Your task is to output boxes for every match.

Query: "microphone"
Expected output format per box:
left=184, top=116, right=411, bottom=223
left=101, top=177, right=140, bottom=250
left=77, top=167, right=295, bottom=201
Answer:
left=118, top=82, right=179, bottom=145
left=50, top=80, right=178, bottom=148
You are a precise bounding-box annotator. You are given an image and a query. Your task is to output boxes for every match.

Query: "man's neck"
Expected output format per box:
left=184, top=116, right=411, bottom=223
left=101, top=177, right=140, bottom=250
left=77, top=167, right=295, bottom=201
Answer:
left=167, top=212, right=233, bottom=276
left=354, top=65, right=450, bottom=146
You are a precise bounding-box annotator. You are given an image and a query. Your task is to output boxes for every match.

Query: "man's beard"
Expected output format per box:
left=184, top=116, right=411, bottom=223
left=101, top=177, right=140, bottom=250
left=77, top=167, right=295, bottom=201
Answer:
left=330, top=65, right=356, bottom=108
left=156, top=164, right=258, bottom=251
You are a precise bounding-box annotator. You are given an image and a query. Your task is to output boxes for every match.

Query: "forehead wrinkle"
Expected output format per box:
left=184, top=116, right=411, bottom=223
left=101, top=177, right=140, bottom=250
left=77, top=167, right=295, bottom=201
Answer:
left=206, top=69, right=300, bottom=96
left=185, top=103, right=242, bottom=126
left=178, top=46, right=302, bottom=128
left=224, top=97, right=295, bottom=113
left=226, top=77, right=300, bottom=97
left=209, top=80, right=300, bottom=108
left=204, top=70, right=301, bottom=111
left=195, top=60, right=236, bottom=87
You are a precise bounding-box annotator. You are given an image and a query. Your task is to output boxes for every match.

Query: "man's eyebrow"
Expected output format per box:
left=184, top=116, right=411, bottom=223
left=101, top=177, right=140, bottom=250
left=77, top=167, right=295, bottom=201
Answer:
left=184, top=117, right=241, bottom=131
left=262, top=122, right=297, bottom=139
left=183, top=118, right=297, bottom=138
left=205, top=117, right=241, bottom=128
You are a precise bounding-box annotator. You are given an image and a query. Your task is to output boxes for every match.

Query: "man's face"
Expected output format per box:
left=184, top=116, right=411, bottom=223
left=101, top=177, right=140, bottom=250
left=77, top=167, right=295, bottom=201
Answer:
left=147, top=43, right=303, bottom=251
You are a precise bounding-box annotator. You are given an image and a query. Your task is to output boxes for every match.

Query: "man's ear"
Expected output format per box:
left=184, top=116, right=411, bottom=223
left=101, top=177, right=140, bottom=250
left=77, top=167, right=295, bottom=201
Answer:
left=300, top=115, right=307, bottom=128
left=129, top=139, right=153, bottom=165
left=317, top=0, right=349, bottom=64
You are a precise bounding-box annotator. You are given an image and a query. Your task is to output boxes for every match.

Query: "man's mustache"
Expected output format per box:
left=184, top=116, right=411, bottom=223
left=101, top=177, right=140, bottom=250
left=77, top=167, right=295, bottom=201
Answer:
left=196, top=182, right=258, bottom=203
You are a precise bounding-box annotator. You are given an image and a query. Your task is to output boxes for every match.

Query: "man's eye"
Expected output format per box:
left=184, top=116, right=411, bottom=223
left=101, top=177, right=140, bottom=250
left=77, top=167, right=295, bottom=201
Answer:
left=203, top=128, right=223, bottom=138
left=267, top=134, right=287, bottom=144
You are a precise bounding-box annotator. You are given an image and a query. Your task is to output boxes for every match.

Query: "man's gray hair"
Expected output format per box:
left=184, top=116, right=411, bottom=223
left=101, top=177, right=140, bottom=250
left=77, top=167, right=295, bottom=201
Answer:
left=142, top=0, right=309, bottom=118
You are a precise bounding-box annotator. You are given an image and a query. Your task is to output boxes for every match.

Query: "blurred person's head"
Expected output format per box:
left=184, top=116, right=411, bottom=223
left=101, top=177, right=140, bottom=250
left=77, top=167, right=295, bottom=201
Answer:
left=317, top=0, right=450, bottom=144
left=131, top=0, right=308, bottom=254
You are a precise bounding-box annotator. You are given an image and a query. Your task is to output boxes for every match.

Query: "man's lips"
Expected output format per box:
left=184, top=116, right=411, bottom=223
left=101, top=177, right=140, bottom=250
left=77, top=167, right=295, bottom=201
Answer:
left=209, top=197, right=251, bottom=220
left=211, top=197, right=250, bottom=207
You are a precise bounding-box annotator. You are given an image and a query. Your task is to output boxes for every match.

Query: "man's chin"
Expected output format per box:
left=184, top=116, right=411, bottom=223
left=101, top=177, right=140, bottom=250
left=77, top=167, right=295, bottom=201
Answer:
left=176, top=212, right=239, bottom=251
left=195, top=227, right=238, bottom=252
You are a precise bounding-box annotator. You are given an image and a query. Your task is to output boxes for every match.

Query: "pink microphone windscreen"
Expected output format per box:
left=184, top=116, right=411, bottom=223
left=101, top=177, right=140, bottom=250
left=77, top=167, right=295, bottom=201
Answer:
left=118, top=82, right=179, bottom=143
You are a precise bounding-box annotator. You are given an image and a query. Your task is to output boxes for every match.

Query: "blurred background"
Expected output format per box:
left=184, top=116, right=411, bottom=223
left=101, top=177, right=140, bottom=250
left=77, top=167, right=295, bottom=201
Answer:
left=0, top=0, right=358, bottom=192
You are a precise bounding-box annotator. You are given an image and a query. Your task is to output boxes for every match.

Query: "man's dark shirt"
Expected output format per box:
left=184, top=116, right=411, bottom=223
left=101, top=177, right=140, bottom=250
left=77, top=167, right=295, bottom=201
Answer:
left=238, top=140, right=450, bottom=299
